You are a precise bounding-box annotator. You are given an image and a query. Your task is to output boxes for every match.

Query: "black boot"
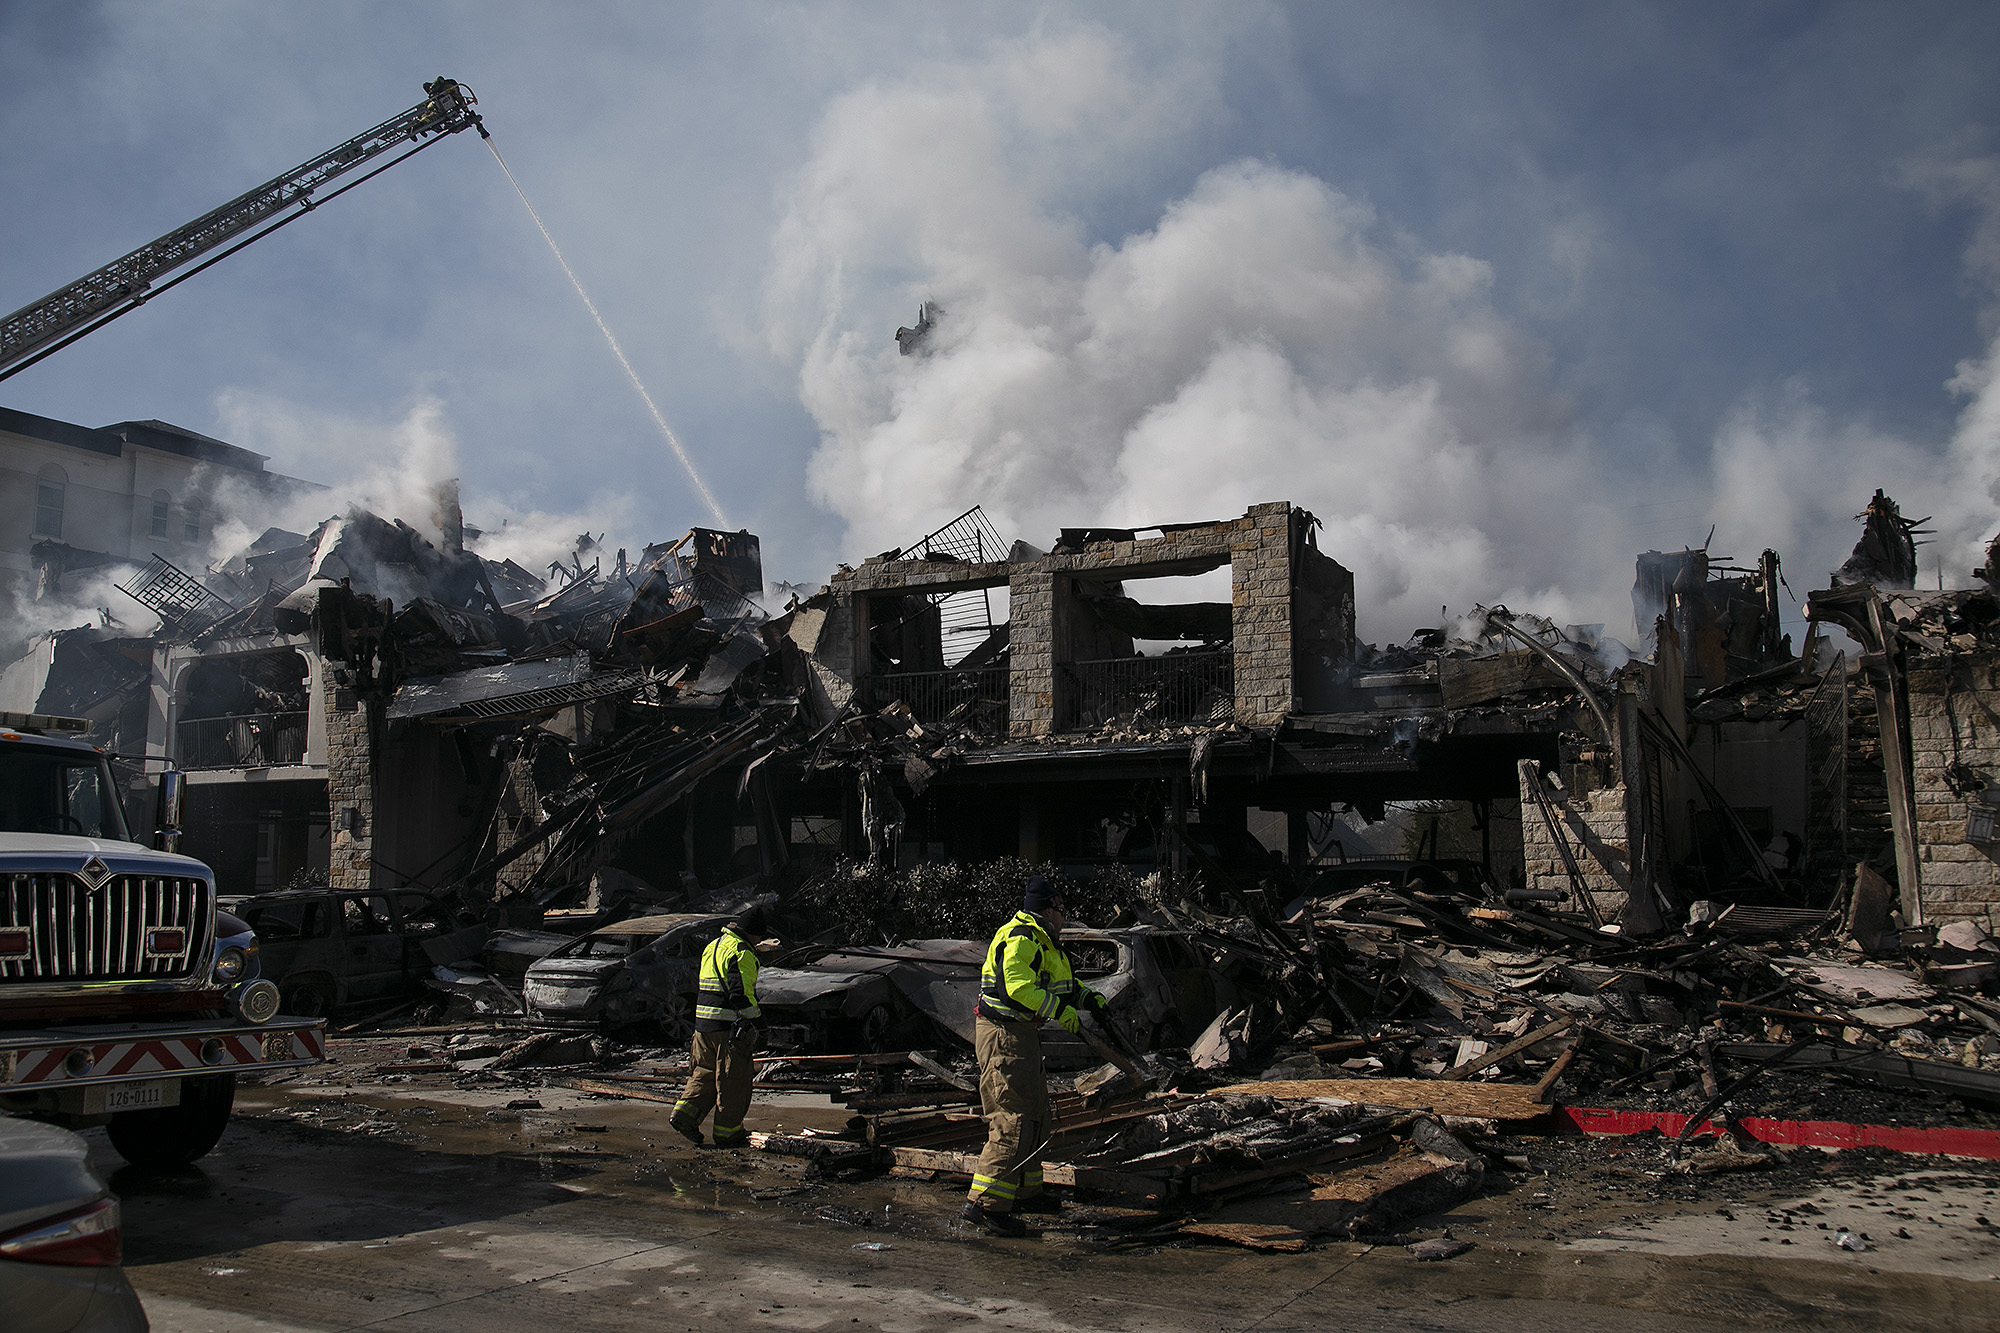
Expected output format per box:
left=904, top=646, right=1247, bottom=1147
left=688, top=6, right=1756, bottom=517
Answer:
left=669, top=1113, right=705, bottom=1146
left=960, top=1200, right=1027, bottom=1236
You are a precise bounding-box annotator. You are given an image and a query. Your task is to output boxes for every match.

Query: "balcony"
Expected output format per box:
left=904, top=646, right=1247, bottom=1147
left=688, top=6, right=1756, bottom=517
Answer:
left=1058, top=651, right=1233, bottom=731
left=175, top=712, right=308, bottom=770
left=871, top=666, right=1010, bottom=729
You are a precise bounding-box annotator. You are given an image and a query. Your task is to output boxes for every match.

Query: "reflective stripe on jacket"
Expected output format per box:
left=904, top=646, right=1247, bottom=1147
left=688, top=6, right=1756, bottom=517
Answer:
left=977, top=910, right=1078, bottom=1025
left=694, top=926, right=760, bottom=1030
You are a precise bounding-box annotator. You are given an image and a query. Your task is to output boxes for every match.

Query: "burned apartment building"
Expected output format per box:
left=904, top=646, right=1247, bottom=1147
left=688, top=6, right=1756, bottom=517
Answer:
left=779, top=502, right=1588, bottom=888
left=0, top=404, right=322, bottom=666
left=14, top=463, right=1990, bottom=954
left=1508, top=489, right=2000, bottom=943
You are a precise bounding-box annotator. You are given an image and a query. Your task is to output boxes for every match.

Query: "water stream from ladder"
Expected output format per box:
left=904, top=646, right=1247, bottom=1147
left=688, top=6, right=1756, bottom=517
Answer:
left=486, top=137, right=729, bottom=529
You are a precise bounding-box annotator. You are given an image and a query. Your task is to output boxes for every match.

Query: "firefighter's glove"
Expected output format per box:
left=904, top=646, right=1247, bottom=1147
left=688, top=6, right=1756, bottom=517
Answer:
left=730, top=1018, right=755, bottom=1042
left=1055, top=1004, right=1083, bottom=1037
left=1081, top=988, right=1110, bottom=1017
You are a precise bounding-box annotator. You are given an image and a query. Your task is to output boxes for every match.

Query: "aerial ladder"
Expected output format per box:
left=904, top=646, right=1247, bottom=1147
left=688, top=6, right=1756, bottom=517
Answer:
left=0, top=78, right=487, bottom=382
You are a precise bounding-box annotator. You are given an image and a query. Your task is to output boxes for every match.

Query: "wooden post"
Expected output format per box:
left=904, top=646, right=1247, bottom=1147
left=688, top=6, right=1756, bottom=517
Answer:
left=1616, top=680, right=1663, bottom=932
left=1865, top=596, right=1925, bottom=928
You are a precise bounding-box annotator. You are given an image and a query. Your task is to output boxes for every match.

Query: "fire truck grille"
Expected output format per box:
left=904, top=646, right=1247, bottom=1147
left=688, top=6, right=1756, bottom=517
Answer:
left=0, top=874, right=209, bottom=982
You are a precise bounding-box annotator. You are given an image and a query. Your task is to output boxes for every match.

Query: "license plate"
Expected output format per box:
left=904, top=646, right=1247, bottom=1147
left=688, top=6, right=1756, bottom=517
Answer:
left=88, top=1080, right=179, bottom=1114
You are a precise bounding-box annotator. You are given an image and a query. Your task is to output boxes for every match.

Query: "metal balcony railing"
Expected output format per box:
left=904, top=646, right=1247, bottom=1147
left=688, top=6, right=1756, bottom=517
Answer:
left=175, top=712, right=308, bottom=769
left=871, top=666, right=1010, bottom=729
left=1058, top=651, right=1234, bottom=730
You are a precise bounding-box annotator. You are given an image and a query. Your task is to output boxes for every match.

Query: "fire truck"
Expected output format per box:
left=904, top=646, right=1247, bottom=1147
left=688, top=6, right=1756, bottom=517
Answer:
left=0, top=712, right=325, bottom=1166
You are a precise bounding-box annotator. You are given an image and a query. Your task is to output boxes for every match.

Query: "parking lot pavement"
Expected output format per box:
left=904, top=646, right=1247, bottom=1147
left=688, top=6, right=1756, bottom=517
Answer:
left=96, top=1082, right=2000, bottom=1333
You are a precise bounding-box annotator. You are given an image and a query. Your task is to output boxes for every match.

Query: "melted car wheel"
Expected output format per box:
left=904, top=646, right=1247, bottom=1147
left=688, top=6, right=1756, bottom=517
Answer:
left=655, top=994, right=692, bottom=1047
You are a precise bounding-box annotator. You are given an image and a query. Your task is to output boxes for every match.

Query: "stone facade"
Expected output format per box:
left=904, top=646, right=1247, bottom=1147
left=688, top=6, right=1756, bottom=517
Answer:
left=1905, top=655, right=2000, bottom=933
left=1519, top=764, right=1633, bottom=920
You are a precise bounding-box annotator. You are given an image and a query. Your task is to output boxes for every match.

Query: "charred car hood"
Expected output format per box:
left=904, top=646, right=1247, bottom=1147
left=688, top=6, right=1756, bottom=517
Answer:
left=524, top=958, right=625, bottom=985
left=757, top=967, right=892, bottom=1008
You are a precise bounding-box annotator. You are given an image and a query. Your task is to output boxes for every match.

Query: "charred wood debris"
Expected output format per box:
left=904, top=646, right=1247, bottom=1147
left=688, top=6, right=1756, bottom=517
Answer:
left=23, top=485, right=2000, bottom=1254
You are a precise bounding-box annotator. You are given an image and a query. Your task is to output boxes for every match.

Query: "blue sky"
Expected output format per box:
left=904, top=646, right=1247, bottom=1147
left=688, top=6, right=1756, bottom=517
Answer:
left=4, top=2, right=1998, bottom=643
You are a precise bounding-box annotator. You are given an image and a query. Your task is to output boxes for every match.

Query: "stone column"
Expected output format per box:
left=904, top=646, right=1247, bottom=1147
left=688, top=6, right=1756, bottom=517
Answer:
left=1229, top=502, right=1296, bottom=727
left=1009, top=571, right=1056, bottom=738
left=323, top=661, right=375, bottom=893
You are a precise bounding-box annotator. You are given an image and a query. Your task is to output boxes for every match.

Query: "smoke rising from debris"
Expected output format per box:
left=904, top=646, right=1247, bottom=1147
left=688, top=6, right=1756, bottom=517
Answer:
left=208, top=392, right=644, bottom=589
left=766, top=28, right=2000, bottom=641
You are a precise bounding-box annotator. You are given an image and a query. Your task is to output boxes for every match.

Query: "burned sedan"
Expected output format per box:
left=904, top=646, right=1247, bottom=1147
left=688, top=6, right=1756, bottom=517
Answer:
left=521, top=913, right=730, bottom=1041
left=755, top=956, right=917, bottom=1053
left=848, top=931, right=1229, bottom=1061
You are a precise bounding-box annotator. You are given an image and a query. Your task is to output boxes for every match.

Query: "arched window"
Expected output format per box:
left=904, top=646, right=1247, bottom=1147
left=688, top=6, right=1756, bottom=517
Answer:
left=150, top=489, right=171, bottom=539
left=33, top=464, right=66, bottom=539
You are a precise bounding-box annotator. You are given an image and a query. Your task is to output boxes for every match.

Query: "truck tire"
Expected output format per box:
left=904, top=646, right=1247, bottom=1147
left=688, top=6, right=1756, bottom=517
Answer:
left=107, top=1072, right=236, bottom=1168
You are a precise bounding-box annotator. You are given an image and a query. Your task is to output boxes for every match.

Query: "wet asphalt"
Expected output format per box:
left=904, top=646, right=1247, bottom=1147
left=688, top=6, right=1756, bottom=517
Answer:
left=84, top=1048, right=2000, bottom=1333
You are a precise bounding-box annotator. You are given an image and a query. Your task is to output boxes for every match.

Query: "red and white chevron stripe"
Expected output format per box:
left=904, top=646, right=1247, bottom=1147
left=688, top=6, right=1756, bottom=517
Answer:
left=2, top=1024, right=324, bottom=1088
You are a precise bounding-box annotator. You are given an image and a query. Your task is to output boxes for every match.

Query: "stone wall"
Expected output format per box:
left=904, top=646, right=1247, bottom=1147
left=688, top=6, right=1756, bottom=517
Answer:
left=1519, top=764, right=1633, bottom=920
left=1905, top=655, right=2000, bottom=933
left=323, top=661, right=374, bottom=893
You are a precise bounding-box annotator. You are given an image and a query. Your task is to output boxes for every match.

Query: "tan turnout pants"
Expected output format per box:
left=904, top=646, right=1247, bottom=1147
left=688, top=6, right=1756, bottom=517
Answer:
left=967, top=1014, right=1048, bottom=1212
left=674, top=1030, right=756, bottom=1145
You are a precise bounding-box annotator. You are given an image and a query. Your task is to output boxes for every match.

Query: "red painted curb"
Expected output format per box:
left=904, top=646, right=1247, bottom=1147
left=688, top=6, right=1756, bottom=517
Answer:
left=1553, top=1106, right=2000, bottom=1160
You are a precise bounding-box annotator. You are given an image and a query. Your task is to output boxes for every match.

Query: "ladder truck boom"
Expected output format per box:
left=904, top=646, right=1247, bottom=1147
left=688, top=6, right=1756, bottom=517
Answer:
left=0, top=77, right=487, bottom=380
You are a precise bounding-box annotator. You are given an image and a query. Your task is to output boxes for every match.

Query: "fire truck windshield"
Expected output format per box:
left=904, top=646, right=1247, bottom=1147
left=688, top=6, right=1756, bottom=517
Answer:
left=0, top=741, right=131, bottom=841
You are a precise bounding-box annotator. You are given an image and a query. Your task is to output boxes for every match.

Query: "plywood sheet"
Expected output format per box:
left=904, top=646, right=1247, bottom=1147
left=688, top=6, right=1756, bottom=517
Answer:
left=1213, top=1076, right=1550, bottom=1122
left=1182, top=1152, right=1472, bottom=1249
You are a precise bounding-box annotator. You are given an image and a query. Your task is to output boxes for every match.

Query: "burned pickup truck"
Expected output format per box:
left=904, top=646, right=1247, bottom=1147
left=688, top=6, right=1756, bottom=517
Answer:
left=227, top=887, right=486, bottom=1016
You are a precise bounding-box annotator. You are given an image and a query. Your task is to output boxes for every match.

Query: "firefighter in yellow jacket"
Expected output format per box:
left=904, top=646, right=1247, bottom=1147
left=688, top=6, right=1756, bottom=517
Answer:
left=671, top=908, right=764, bottom=1148
left=961, top=875, right=1107, bottom=1235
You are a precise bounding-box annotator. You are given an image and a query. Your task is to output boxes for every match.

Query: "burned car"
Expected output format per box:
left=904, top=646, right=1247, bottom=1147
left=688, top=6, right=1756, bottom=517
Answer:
left=227, top=887, right=485, bottom=1016
left=1060, top=925, right=1234, bottom=1053
left=755, top=954, right=924, bottom=1053
left=521, top=913, right=729, bottom=1040
left=838, top=930, right=1229, bottom=1060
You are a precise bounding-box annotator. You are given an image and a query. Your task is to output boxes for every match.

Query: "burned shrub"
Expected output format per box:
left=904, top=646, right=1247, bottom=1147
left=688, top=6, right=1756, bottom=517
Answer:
left=793, top=856, right=1178, bottom=945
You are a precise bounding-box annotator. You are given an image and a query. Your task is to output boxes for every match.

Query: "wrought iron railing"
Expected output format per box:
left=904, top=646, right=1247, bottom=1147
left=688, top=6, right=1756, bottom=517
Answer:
left=175, top=712, right=308, bottom=769
left=871, top=666, right=1010, bottom=728
left=1058, top=652, right=1234, bottom=730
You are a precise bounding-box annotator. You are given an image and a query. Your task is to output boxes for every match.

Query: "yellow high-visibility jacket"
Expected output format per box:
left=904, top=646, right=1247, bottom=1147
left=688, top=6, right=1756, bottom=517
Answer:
left=694, top=926, right=760, bottom=1032
left=976, top=911, right=1097, bottom=1025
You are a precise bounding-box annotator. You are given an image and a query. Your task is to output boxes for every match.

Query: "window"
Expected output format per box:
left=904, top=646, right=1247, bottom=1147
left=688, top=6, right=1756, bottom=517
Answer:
left=150, top=491, right=170, bottom=538
left=33, top=474, right=64, bottom=538
left=0, top=741, right=129, bottom=840
left=183, top=515, right=200, bottom=543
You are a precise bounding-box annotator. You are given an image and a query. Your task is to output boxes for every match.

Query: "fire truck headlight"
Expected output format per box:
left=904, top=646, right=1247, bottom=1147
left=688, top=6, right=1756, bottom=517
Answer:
left=212, top=947, right=247, bottom=983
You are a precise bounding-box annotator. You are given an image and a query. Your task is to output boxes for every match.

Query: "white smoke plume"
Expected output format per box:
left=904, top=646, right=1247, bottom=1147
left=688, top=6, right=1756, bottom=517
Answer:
left=208, top=391, right=646, bottom=587
left=766, top=28, right=2000, bottom=644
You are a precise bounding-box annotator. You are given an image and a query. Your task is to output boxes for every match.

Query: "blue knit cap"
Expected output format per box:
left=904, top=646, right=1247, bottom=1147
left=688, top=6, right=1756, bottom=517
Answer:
left=1022, top=875, right=1063, bottom=912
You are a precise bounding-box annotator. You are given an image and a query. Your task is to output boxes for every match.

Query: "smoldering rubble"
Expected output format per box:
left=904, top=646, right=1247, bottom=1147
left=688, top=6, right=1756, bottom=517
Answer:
left=14, top=482, right=2000, bottom=1256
